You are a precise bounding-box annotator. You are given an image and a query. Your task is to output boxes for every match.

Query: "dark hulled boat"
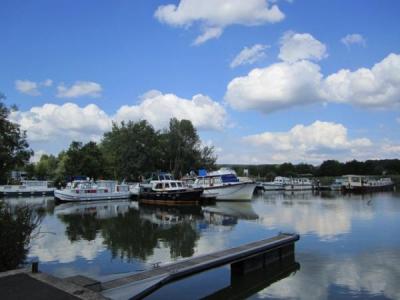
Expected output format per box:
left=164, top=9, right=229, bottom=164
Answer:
left=139, top=173, right=203, bottom=204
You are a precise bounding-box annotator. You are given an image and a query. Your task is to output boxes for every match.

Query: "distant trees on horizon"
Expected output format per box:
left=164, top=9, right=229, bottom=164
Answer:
left=225, top=159, right=400, bottom=179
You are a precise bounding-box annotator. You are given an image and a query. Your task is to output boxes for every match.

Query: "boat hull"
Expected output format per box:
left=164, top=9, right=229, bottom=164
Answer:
left=139, top=189, right=203, bottom=204
left=54, top=190, right=131, bottom=202
left=262, top=183, right=284, bottom=191
left=0, top=190, right=54, bottom=197
left=284, top=184, right=313, bottom=191
left=342, top=184, right=395, bottom=193
left=202, top=182, right=256, bottom=201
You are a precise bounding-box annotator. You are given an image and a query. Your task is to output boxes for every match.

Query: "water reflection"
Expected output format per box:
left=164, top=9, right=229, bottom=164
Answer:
left=254, top=191, right=377, bottom=239
left=2, top=191, right=400, bottom=299
left=204, top=254, right=300, bottom=300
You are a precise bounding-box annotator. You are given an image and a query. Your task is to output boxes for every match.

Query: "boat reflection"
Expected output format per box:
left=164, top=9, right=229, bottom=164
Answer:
left=203, top=253, right=300, bottom=300
left=201, top=202, right=258, bottom=229
left=55, top=200, right=138, bottom=219
left=1, top=196, right=55, bottom=215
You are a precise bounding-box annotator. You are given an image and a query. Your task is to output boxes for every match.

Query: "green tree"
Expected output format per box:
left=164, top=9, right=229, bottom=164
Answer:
left=35, top=154, right=58, bottom=180
left=318, top=160, right=343, bottom=176
left=63, top=141, right=106, bottom=180
left=161, top=118, right=216, bottom=177
left=102, top=120, right=161, bottom=181
left=0, top=93, right=32, bottom=183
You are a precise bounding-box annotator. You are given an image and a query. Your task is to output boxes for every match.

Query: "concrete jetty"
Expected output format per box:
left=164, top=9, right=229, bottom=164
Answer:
left=0, top=233, right=299, bottom=300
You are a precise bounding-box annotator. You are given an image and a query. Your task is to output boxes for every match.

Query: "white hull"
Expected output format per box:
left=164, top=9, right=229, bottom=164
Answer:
left=202, top=182, right=256, bottom=201
left=284, top=184, right=313, bottom=191
left=262, top=183, right=284, bottom=191
left=54, top=190, right=131, bottom=202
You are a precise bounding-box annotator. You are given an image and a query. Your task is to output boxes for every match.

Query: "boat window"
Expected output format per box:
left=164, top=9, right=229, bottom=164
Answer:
left=159, top=175, right=165, bottom=180
left=164, top=183, right=170, bottom=188
left=155, top=183, right=163, bottom=189
left=177, top=182, right=182, bottom=187
left=171, top=182, right=177, bottom=187
left=351, top=177, right=361, bottom=182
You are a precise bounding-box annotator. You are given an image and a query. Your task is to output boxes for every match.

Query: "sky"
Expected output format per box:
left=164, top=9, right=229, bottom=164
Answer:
left=1, top=0, right=400, bottom=164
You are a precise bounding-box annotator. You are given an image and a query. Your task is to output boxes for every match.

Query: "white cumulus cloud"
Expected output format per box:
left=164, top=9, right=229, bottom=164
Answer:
left=225, top=50, right=400, bottom=113
left=241, top=121, right=372, bottom=163
left=155, top=0, right=285, bottom=44
left=244, top=121, right=371, bottom=150
left=57, top=81, right=103, bottom=98
left=8, top=91, right=227, bottom=153
left=115, top=90, right=226, bottom=131
left=322, top=53, right=400, bottom=108
left=226, top=60, right=323, bottom=112
left=9, top=103, right=112, bottom=143
left=15, top=80, right=40, bottom=96
left=15, top=79, right=53, bottom=96
left=230, top=44, right=269, bottom=68
left=279, top=31, right=328, bottom=63
left=341, top=33, right=366, bottom=48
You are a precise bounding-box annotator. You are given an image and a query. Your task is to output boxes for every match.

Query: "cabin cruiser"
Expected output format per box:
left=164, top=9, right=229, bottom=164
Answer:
left=54, top=180, right=130, bottom=202
left=0, top=180, right=54, bottom=197
left=341, top=175, right=394, bottom=192
left=192, top=168, right=256, bottom=201
left=262, top=177, right=290, bottom=191
left=139, top=173, right=203, bottom=203
left=284, top=177, right=314, bottom=191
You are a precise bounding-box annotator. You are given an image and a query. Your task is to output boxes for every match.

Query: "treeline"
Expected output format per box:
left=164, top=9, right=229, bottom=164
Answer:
left=24, top=119, right=216, bottom=185
left=227, top=159, right=400, bottom=179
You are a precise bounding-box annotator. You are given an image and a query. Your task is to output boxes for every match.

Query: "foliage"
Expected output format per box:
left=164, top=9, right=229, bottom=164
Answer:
left=102, top=120, right=161, bottom=181
left=0, top=93, right=32, bottom=183
left=0, top=203, right=41, bottom=271
left=160, top=118, right=216, bottom=177
left=63, top=141, right=106, bottom=180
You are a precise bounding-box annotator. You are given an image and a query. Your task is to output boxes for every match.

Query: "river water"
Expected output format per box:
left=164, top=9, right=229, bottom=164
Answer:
left=2, top=191, right=400, bottom=299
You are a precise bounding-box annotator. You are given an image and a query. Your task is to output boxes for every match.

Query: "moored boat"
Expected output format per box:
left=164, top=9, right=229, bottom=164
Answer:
left=54, top=180, right=130, bottom=202
left=192, top=168, right=256, bottom=201
left=284, top=177, right=313, bottom=191
left=262, top=176, right=290, bottom=191
left=330, top=178, right=343, bottom=191
left=341, top=175, right=394, bottom=192
left=0, top=180, right=55, bottom=197
left=139, top=173, right=203, bottom=204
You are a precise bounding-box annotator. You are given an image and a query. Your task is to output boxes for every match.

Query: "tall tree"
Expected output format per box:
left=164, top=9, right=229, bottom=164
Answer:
left=101, top=120, right=161, bottom=181
left=161, top=118, right=216, bottom=177
left=63, top=141, right=106, bottom=180
left=0, top=93, right=32, bottom=183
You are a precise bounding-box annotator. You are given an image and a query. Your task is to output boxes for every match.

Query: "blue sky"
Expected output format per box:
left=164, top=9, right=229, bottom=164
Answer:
left=1, top=0, right=400, bottom=164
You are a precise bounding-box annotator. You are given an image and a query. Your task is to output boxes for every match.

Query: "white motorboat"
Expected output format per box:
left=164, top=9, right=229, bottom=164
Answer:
left=284, top=177, right=314, bottom=191
left=54, top=180, right=130, bottom=202
left=0, top=180, right=54, bottom=197
left=262, top=177, right=290, bottom=191
left=192, top=168, right=256, bottom=201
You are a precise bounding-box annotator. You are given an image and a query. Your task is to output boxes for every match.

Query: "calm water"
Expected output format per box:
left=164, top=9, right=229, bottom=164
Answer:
left=2, top=191, right=400, bottom=299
